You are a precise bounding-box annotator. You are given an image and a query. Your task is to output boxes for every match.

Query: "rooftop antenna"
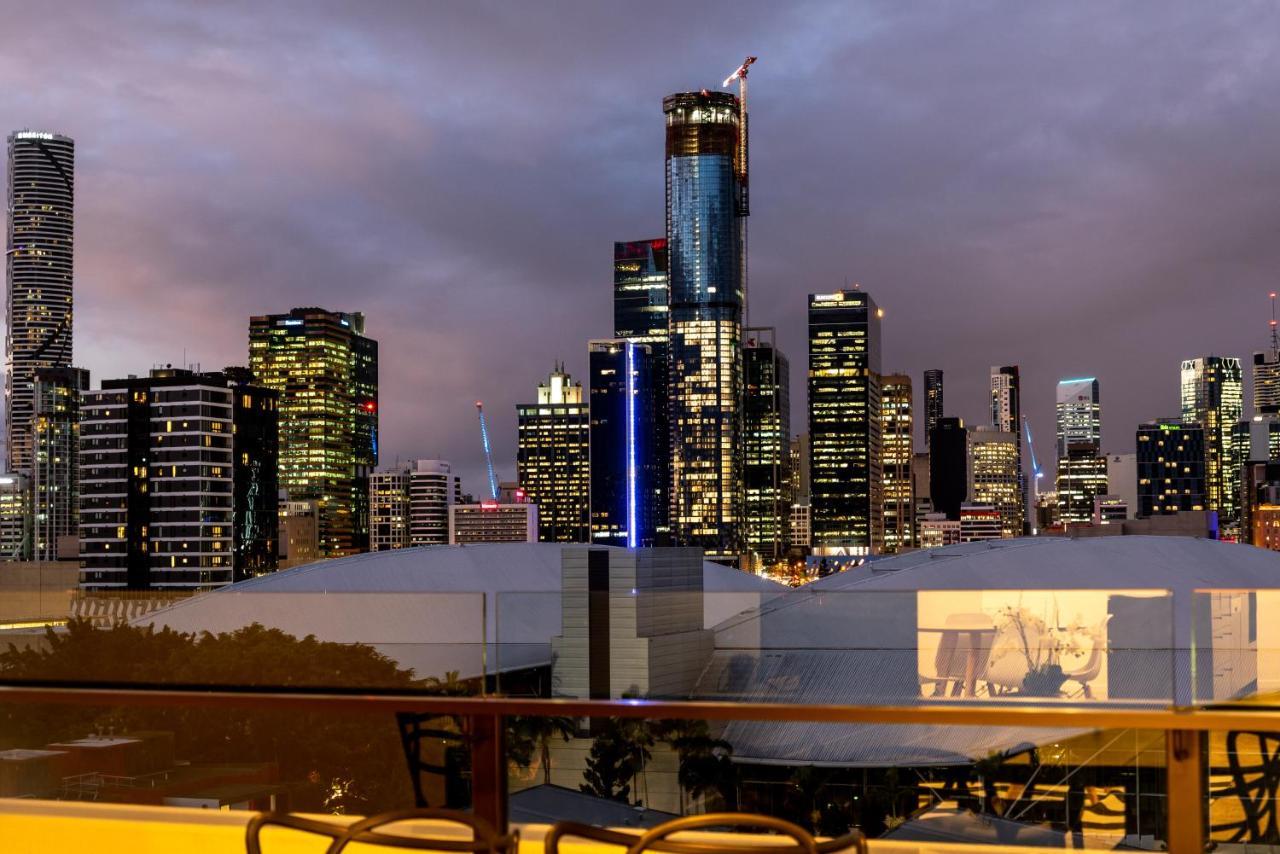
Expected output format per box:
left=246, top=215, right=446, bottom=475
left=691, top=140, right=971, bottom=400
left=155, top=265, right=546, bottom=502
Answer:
left=1270, top=291, right=1278, bottom=356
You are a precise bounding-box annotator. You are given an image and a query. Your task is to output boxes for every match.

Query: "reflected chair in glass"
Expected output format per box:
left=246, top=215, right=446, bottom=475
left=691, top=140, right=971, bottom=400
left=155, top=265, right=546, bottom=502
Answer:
left=245, top=808, right=519, bottom=853
left=544, top=813, right=867, bottom=853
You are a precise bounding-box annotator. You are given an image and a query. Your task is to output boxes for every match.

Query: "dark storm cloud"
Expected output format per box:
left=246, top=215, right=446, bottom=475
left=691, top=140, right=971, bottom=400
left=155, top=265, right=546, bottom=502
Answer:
left=4, top=1, right=1280, bottom=490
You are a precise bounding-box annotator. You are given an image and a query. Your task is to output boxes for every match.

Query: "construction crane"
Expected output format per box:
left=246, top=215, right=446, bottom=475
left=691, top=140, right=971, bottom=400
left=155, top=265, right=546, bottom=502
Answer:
left=475, top=401, right=499, bottom=501
left=722, top=55, right=757, bottom=213
left=1023, top=415, right=1045, bottom=535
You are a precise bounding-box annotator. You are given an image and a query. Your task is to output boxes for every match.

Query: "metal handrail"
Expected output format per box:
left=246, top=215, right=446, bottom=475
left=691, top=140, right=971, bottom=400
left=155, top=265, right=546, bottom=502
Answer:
left=0, top=681, right=1277, bottom=730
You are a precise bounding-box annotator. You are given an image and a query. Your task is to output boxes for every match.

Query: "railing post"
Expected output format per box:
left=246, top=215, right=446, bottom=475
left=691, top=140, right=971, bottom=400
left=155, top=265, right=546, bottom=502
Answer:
left=471, top=712, right=507, bottom=833
left=1166, top=728, right=1205, bottom=853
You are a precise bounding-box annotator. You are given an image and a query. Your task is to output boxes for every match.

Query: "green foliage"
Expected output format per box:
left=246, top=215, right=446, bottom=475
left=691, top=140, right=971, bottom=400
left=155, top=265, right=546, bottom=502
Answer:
left=0, top=619, right=435, bottom=813
left=655, top=718, right=738, bottom=810
left=508, top=715, right=577, bottom=784
left=579, top=716, right=652, bottom=803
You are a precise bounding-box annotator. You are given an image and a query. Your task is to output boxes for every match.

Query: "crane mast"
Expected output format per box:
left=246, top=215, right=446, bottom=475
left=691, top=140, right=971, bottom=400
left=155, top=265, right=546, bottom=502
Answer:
left=475, top=401, right=499, bottom=501
left=1023, top=415, right=1044, bottom=535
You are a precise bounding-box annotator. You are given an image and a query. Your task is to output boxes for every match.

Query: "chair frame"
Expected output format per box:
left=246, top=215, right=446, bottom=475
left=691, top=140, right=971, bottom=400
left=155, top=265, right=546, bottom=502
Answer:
left=245, top=808, right=519, bottom=854
left=544, top=813, right=867, bottom=854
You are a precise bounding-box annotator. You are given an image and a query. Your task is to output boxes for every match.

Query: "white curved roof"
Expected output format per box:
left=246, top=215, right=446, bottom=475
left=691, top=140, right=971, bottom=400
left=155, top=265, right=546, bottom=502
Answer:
left=139, top=543, right=781, bottom=683
left=699, top=536, right=1280, bottom=767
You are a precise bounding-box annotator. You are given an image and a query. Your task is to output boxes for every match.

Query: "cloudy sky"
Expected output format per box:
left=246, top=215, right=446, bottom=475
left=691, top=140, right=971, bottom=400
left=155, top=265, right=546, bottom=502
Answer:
left=5, top=2, right=1280, bottom=491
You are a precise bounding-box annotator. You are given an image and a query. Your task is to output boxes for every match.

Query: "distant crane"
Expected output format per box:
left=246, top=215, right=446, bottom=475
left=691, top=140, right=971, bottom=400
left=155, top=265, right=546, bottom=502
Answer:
left=1023, top=415, right=1045, bottom=535
left=722, top=55, right=757, bottom=196
left=723, top=55, right=757, bottom=322
left=475, top=401, right=499, bottom=501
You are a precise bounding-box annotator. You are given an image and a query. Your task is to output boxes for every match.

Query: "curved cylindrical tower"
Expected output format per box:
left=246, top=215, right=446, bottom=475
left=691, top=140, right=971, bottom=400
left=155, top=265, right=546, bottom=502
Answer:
left=664, top=91, right=747, bottom=562
left=7, top=130, right=75, bottom=476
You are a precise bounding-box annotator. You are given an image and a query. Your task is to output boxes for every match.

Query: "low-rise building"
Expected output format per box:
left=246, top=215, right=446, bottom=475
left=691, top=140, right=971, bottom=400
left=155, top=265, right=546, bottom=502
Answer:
left=450, top=501, right=538, bottom=545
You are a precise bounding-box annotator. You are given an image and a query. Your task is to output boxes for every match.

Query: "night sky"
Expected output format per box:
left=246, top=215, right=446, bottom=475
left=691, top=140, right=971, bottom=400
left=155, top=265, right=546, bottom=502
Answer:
left=5, top=2, right=1280, bottom=493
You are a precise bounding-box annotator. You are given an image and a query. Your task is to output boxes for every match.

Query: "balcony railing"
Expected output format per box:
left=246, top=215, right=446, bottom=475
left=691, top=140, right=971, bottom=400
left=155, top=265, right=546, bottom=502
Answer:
left=0, top=681, right=1273, bottom=851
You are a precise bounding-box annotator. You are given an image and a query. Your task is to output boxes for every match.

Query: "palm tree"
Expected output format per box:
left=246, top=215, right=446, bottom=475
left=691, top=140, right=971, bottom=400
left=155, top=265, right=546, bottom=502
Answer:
left=508, top=716, right=577, bottom=784
left=656, top=719, right=737, bottom=813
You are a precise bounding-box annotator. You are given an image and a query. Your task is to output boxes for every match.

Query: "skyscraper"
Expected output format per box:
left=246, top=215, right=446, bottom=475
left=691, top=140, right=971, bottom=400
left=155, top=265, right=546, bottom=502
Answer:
left=589, top=340, right=659, bottom=549
left=880, top=373, right=913, bottom=552
left=990, top=365, right=1026, bottom=533
left=808, top=289, right=881, bottom=555
left=369, top=459, right=461, bottom=550
left=1136, top=419, right=1206, bottom=517
left=923, top=369, right=944, bottom=448
left=1180, top=356, right=1243, bottom=524
left=743, top=330, right=790, bottom=563
left=613, top=239, right=670, bottom=539
left=517, top=365, right=590, bottom=543
left=79, top=368, right=278, bottom=590
left=7, top=131, right=75, bottom=480
left=665, top=90, right=746, bottom=562
left=1254, top=293, right=1280, bottom=415
left=968, top=426, right=1022, bottom=537
left=248, top=308, right=378, bottom=556
left=1056, top=377, right=1101, bottom=457
left=1055, top=444, right=1109, bottom=526
left=929, top=417, right=968, bottom=520
left=31, top=366, right=88, bottom=560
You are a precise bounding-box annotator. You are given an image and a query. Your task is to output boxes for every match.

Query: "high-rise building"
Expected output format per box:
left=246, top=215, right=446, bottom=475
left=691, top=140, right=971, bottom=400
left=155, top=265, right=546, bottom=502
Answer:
left=1104, top=453, right=1138, bottom=521
left=808, top=290, right=881, bottom=556
left=517, top=365, right=589, bottom=543
left=79, top=368, right=278, bottom=590
left=0, top=473, right=28, bottom=559
left=1241, top=461, right=1280, bottom=546
left=279, top=498, right=319, bottom=568
left=968, top=426, right=1022, bottom=537
left=449, top=500, right=538, bottom=545
left=788, top=502, right=811, bottom=550
left=959, top=504, right=1003, bottom=543
left=1056, top=378, right=1101, bottom=457
left=923, top=369, right=944, bottom=448
left=665, top=90, right=747, bottom=562
left=1055, top=444, right=1109, bottom=526
left=245, top=311, right=373, bottom=558
left=1180, top=356, right=1243, bottom=525
left=7, top=131, right=75, bottom=480
left=369, top=467, right=411, bottom=551
left=1136, top=419, right=1206, bottom=517
left=409, top=460, right=461, bottom=546
left=911, top=451, right=932, bottom=540
left=990, top=365, right=1025, bottom=532
left=369, top=459, right=462, bottom=551
left=31, top=366, right=88, bottom=560
left=743, top=330, right=790, bottom=563
left=1255, top=351, right=1280, bottom=415
left=588, top=340, right=659, bottom=549
left=248, top=308, right=377, bottom=557
left=929, top=417, right=968, bottom=520
left=789, top=434, right=810, bottom=505
left=880, top=373, right=913, bottom=552
left=613, top=239, right=671, bottom=539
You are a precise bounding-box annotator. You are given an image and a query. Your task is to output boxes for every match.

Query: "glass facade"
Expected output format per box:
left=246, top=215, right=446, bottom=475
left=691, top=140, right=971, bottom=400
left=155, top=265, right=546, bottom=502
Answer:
left=31, top=366, right=88, bottom=560
left=664, top=90, right=746, bottom=561
left=808, top=290, right=881, bottom=555
left=989, top=365, right=1026, bottom=534
left=1056, top=377, right=1101, bottom=457
left=1180, top=356, right=1243, bottom=526
left=1055, top=443, right=1109, bottom=526
left=967, top=427, right=1022, bottom=538
left=248, top=308, right=378, bottom=557
left=7, top=131, right=75, bottom=479
left=1255, top=350, right=1280, bottom=415
left=588, top=340, right=658, bottom=548
left=516, top=366, right=590, bottom=543
left=879, top=373, right=913, bottom=552
left=1136, top=419, right=1206, bottom=517
left=743, top=331, right=790, bottom=563
left=923, top=369, right=943, bottom=448
left=613, top=239, right=670, bottom=539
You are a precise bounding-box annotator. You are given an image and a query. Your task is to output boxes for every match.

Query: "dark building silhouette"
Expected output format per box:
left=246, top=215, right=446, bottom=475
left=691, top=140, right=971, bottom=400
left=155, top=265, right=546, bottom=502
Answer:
left=1136, top=419, right=1206, bottom=517
left=929, top=417, right=968, bottom=520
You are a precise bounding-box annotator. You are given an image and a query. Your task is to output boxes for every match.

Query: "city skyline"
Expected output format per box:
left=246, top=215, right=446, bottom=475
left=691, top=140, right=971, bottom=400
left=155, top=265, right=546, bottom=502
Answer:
left=3, top=3, right=1279, bottom=494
